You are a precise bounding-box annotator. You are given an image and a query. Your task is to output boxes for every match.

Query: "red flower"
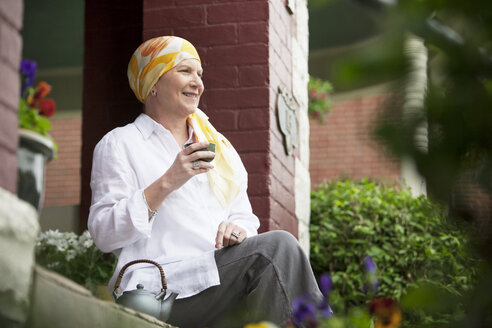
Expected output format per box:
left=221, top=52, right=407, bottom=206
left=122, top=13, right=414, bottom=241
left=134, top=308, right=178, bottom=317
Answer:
left=310, top=90, right=318, bottom=99
left=39, top=98, right=56, bottom=117
left=370, top=298, right=402, bottom=328
left=28, top=81, right=52, bottom=107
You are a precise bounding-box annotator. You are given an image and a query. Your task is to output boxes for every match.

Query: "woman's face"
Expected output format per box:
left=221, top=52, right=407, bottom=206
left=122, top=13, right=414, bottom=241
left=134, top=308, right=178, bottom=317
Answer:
left=152, top=58, right=204, bottom=119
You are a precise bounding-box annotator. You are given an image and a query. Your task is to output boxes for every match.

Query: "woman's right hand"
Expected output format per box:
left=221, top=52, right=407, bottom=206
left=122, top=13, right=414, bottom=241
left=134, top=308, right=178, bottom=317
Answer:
left=162, top=141, right=215, bottom=191
left=143, top=142, right=214, bottom=218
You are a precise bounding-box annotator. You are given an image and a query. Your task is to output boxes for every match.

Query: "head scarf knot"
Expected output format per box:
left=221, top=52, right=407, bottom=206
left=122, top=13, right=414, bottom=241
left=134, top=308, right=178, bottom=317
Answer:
left=128, top=36, right=240, bottom=207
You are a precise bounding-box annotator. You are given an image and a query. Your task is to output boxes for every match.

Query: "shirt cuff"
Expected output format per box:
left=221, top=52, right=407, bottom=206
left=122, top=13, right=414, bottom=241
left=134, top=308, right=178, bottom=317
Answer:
left=127, top=188, right=156, bottom=238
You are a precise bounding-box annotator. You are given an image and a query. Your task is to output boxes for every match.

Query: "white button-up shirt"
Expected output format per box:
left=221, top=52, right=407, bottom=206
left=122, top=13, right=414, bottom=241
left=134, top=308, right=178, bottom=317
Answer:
left=88, top=113, right=260, bottom=298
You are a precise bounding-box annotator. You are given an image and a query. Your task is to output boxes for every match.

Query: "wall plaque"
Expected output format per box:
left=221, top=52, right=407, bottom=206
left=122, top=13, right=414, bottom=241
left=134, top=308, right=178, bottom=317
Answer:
left=276, top=87, right=298, bottom=155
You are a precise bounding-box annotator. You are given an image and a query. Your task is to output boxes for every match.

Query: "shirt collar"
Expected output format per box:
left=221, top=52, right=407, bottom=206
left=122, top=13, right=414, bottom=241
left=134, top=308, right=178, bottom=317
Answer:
left=135, top=113, right=159, bottom=139
left=135, top=113, right=195, bottom=143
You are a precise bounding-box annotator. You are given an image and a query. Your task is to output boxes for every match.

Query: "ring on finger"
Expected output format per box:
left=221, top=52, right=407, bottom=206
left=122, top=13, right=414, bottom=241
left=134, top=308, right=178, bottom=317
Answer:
left=231, top=231, right=241, bottom=239
left=193, top=161, right=200, bottom=170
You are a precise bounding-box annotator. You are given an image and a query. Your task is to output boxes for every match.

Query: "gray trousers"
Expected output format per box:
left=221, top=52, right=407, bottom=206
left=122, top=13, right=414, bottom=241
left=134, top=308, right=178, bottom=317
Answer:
left=167, top=230, right=322, bottom=328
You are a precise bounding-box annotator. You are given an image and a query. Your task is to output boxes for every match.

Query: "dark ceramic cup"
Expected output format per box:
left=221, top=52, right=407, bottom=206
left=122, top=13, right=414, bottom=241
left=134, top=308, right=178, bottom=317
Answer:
left=184, top=142, right=216, bottom=162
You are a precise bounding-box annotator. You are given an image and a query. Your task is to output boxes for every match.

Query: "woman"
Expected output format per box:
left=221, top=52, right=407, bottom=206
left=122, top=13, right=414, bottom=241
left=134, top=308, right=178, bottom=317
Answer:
left=88, top=36, right=323, bottom=327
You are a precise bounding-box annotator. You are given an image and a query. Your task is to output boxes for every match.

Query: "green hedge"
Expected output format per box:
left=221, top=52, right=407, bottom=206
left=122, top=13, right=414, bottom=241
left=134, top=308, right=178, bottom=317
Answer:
left=309, top=179, right=477, bottom=325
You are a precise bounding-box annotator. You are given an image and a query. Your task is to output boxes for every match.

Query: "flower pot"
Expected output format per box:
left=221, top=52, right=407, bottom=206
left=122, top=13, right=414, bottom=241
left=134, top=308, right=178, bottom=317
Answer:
left=17, top=129, right=54, bottom=213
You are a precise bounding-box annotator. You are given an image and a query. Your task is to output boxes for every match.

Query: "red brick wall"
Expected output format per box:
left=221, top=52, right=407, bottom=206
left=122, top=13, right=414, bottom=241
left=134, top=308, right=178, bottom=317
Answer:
left=0, top=1, right=23, bottom=193
left=44, top=116, right=81, bottom=206
left=310, top=93, right=401, bottom=187
left=453, top=173, right=492, bottom=258
left=455, top=182, right=492, bottom=222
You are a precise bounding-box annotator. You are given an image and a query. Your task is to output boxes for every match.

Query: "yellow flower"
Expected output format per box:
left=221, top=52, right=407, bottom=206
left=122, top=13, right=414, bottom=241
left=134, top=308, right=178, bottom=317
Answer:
left=370, top=298, right=402, bottom=328
left=244, top=321, right=279, bottom=328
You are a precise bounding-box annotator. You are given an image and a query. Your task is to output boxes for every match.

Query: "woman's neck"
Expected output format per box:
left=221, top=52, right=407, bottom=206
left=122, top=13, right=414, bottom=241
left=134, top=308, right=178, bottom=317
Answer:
left=145, top=106, right=189, bottom=148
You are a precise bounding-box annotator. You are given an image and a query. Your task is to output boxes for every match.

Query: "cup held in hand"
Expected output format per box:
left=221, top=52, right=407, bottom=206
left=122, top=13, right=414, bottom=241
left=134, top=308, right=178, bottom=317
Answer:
left=184, top=142, right=216, bottom=162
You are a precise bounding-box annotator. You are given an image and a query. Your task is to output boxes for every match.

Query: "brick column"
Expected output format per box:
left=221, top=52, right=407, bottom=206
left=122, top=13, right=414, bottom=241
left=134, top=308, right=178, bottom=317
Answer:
left=291, top=0, right=311, bottom=250
left=0, top=1, right=23, bottom=193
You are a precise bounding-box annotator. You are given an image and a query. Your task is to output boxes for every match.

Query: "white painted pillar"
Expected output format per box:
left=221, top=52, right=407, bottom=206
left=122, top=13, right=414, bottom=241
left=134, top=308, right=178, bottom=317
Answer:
left=292, top=0, right=312, bottom=255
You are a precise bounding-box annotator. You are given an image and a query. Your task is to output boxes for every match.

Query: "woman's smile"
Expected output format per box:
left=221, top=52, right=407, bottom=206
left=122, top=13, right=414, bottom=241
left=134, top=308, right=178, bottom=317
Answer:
left=182, top=92, right=198, bottom=99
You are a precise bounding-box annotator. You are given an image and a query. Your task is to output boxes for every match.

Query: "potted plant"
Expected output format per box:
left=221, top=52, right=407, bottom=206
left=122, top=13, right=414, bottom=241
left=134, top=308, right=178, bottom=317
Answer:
left=17, top=59, right=58, bottom=212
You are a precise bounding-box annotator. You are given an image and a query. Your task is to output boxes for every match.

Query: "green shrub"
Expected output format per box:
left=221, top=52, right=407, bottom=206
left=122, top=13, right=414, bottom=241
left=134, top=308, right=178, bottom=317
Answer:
left=309, top=179, right=477, bottom=326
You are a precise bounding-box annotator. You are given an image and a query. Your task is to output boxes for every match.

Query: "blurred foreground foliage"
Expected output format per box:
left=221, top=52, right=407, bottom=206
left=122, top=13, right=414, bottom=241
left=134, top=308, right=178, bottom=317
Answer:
left=310, top=179, right=479, bottom=327
left=320, top=0, right=492, bottom=326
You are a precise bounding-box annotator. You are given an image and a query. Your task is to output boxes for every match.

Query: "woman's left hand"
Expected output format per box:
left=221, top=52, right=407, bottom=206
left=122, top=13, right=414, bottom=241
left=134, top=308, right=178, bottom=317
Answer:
left=215, top=221, right=246, bottom=249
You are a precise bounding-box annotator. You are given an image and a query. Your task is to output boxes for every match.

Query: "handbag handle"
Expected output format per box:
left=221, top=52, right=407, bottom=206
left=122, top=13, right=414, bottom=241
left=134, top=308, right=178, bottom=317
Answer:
left=113, top=259, right=167, bottom=295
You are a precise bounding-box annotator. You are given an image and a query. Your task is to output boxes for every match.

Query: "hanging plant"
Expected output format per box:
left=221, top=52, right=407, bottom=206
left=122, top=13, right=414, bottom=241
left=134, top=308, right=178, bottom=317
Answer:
left=308, top=76, right=333, bottom=122
left=18, top=59, right=58, bottom=152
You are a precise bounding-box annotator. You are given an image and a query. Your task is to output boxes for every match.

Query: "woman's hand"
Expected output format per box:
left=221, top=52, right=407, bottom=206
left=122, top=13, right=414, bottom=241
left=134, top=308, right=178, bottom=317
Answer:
left=162, top=141, right=215, bottom=191
left=144, top=142, right=214, bottom=215
left=215, top=221, right=247, bottom=249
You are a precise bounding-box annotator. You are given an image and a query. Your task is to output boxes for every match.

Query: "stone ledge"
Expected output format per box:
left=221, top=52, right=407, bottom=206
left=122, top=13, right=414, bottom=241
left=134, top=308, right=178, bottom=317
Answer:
left=26, top=266, right=176, bottom=328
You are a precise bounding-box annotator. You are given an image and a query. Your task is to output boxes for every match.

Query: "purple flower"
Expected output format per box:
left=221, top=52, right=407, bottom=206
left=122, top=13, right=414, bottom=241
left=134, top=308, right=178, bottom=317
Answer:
left=364, top=256, right=377, bottom=273
left=318, top=273, right=332, bottom=298
left=363, top=256, right=379, bottom=293
left=20, top=59, right=37, bottom=96
left=317, top=274, right=333, bottom=318
left=292, top=294, right=318, bottom=327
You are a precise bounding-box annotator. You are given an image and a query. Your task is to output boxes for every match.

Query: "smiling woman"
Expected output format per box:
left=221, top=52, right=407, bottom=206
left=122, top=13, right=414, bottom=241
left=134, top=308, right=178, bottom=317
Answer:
left=87, top=36, right=324, bottom=327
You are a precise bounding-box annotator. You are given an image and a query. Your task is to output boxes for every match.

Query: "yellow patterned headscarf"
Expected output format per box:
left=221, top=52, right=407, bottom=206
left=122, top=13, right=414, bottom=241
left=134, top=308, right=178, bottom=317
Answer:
left=128, top=36, right=240, bottom=207
left=128, top=36, right=200, bottom=103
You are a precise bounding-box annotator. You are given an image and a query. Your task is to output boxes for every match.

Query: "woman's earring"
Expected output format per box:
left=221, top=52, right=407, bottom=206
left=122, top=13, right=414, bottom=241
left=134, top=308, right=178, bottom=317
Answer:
left=151, top=89, right=157, bottom=96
